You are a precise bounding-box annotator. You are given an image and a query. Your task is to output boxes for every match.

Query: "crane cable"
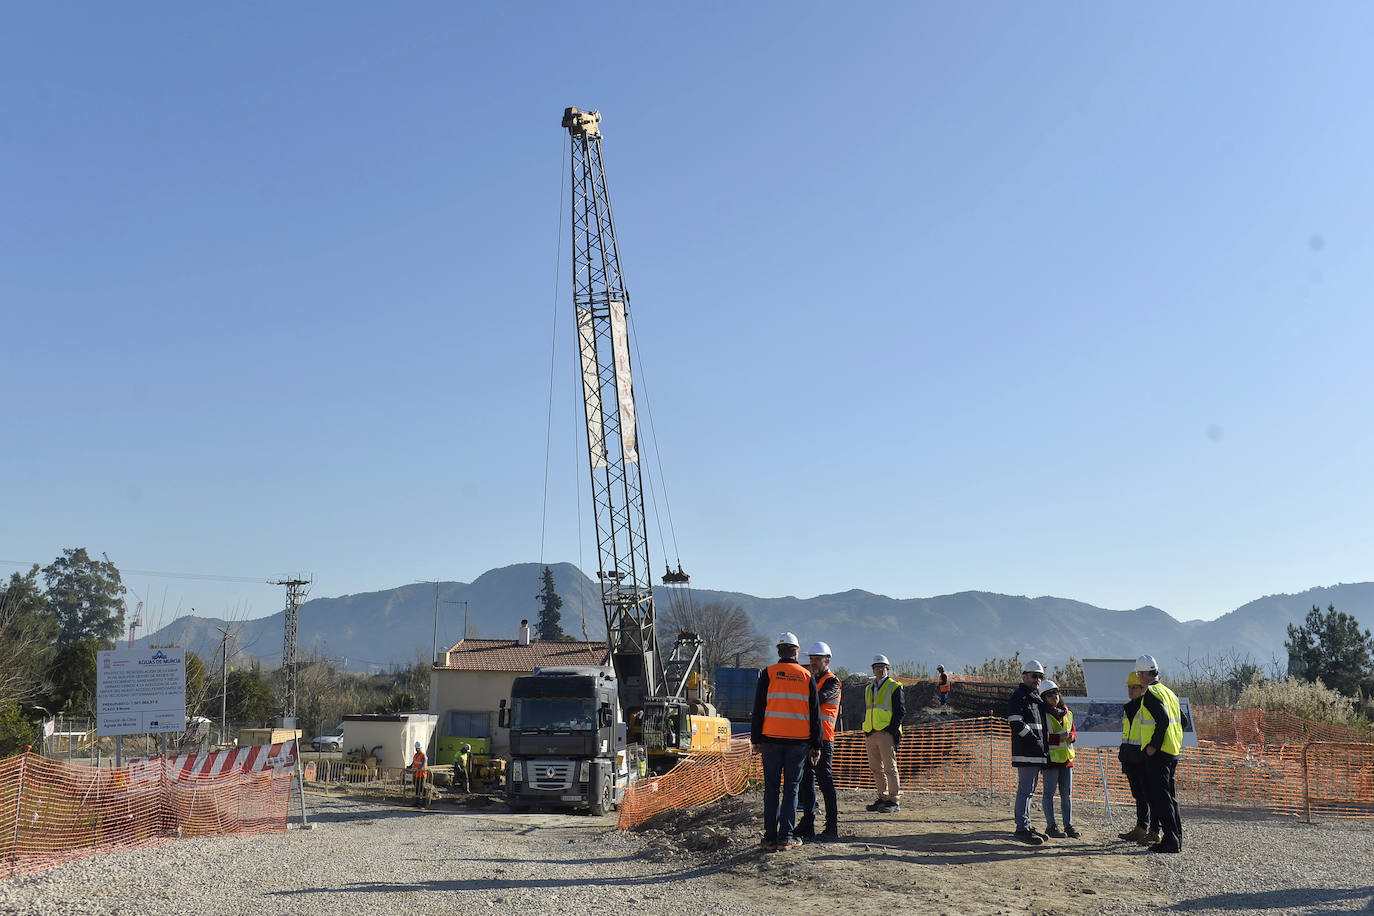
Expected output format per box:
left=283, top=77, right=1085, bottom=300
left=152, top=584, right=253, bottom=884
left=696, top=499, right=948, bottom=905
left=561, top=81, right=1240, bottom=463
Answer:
left=537, top=134, right=593, bottom=643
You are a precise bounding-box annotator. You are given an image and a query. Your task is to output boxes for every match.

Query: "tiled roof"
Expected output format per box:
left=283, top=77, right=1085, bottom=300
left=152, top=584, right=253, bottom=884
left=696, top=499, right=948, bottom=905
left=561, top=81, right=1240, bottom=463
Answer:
left=437, top=638, right=608, bottom=672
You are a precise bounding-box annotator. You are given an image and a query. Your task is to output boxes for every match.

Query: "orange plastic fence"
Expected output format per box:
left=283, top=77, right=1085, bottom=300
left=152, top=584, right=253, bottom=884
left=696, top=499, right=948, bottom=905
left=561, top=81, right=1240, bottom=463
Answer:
left=1, top=750, right=293, bottom=880
left=617, top=714, right=1374, bottom=829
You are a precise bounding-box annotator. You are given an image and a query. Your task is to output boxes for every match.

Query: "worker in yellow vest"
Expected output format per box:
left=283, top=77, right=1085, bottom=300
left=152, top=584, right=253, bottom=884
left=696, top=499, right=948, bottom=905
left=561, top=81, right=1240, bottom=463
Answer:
left=1134, top=654, right=1183, bottom=853
left=750, top=632, right=821, bottom=851
left=863, top=655, right=905, bottom=813
left=1039, top=680, right=1079, bottom=838
left=796, top=640, right=841, bottom=842
left=1117, top=671, right=1159, bottom=844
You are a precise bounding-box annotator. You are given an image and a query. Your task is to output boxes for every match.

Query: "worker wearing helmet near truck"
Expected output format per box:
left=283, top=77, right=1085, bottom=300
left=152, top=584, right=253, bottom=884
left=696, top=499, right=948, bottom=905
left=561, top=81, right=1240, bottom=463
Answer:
left=751, top=632, right=821, bottom=851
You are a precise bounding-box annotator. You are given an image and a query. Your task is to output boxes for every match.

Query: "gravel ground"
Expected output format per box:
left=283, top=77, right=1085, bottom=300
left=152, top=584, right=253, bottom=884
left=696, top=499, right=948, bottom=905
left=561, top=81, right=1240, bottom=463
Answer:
left=0, top=790, right=1371, bottom=915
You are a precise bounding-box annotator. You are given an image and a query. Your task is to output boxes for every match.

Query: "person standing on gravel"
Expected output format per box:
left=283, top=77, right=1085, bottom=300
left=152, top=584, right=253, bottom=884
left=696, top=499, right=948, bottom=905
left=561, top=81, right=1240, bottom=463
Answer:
left=1008, top=658, right=1049, bottom=845
left=863, top=654, right=905, bottom=813
left=796, top=640, right=841, bottom=842
left=937, top=665, right=952, bottom=711
left=1039, top=679, right=1078, bottom=838
left=1118, top=671, right=1159, bottom=844
left=1134, top=654, right=1183, bottom=853
left=751, top=632, right=821, bottom=851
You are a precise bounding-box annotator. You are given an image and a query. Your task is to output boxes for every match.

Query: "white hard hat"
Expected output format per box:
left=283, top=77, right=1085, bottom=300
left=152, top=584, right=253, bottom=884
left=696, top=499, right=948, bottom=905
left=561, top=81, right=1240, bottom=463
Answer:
left=808, top=641, right=832, bottom=657
left=1039, top=679, right=1059, bottom=694
left=776, top=632, right=800, bottom=648
left=414, top=741, right=422, bottom=751
left=1023, top=658, right=1045, bottom=674
left=1136, top=654, right=1159, bottom=673
left=872, top=654, right=890, bottom=667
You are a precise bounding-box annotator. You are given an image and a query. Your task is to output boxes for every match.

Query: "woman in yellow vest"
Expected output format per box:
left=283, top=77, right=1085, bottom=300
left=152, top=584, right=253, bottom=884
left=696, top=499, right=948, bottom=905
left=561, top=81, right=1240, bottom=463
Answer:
left=1039, top=680, right=1079, bottom=838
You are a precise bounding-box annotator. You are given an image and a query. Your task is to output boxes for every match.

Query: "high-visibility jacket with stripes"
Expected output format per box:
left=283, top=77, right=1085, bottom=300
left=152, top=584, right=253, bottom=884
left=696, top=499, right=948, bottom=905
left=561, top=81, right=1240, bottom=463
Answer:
left=938, top=672, right=951, bottom=693
left=1130, top=681, right=1183, bottom=756
left=864, top=677, right=902, bottom=732
left=762, top=661, right=815, bottom=740
left=410, top=751, right=429, bottom=777
left=816, top=670, right=841, bottom=742
left=1047, top=707, right=1076, bottom=766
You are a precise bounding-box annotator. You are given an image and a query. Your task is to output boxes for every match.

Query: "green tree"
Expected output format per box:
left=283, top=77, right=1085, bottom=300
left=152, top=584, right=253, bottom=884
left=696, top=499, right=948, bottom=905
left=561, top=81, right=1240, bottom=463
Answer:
left=185, top=651, right=207, bottom=716
left=225, top=664, right=277, bottom=727
left=42, top=548, right=126, bottom=647
left=0, top=566, right=58, bottom=709
left=535, top=566, right=568, bottom=641
left=1286, top=604, right=1374, bottom=698
left=47, top=638, right=101, bottom=716
left=0, top=702, right=36, bottom=757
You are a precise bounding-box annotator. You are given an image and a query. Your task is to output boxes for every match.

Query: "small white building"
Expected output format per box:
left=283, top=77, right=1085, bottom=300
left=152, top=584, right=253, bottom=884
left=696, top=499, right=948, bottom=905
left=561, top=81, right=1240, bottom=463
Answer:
left=341, top=713, right=438, bottom=769
left=430, top=619, right=606, bottom=758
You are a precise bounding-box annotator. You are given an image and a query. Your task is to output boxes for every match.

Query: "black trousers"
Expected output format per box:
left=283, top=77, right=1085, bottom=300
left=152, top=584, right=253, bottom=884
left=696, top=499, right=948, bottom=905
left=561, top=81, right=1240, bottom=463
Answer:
left=1123, top=760, right=1156, bottom=831
left=1144, top=751, right=1182, bottom=850
left=798, top=741, right=837, bottom=831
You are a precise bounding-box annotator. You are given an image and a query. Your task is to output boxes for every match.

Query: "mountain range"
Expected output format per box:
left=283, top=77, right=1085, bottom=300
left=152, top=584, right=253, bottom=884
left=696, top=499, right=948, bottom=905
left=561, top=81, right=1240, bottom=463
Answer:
left=139, top=562, right=1374, bottom=677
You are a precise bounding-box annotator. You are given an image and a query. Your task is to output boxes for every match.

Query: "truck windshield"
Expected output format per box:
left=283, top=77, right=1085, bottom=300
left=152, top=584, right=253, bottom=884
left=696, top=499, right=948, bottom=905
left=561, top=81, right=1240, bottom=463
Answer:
left=510, top=697, right=596, bottom=732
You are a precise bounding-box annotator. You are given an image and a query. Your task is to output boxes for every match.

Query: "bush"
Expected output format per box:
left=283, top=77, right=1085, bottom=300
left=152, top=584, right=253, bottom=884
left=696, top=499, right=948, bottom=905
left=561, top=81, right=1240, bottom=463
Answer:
left=0, top=702, right=36, bottom=757
left=1236, top=676, right=1358, bottom=726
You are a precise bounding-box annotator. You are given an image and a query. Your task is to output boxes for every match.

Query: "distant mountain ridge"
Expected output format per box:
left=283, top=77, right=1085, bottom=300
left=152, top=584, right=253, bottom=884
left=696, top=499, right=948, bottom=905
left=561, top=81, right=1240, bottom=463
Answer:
left=139, top=564, right=1374, bottom=676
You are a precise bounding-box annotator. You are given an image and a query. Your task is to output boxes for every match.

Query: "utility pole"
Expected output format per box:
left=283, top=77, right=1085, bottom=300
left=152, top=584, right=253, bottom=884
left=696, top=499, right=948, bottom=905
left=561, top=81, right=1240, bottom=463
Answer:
left=270, top=575, right=311, bottom=728
left=217, top=625, right=234, bottom=746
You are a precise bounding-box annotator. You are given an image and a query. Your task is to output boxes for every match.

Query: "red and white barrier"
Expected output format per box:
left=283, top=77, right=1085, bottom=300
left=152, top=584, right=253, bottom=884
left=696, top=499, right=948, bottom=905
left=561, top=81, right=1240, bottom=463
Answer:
left=130, top=740, right=298, bottom=778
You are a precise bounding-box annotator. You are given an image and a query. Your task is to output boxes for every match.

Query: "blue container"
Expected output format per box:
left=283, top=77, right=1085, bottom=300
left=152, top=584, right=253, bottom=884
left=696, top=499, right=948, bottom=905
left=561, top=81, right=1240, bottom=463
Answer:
left=714, top=667, right=760, bottom=720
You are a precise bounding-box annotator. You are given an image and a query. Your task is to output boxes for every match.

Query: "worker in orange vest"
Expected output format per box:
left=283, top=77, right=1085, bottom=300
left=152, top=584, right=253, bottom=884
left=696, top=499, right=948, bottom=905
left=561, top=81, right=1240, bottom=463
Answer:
left=751, top=632, right=821, bottom=851
left=796, top=640, right=841, bottom=842
left=937, top=665, right=952, bottom=711
left=409, top=741, right=430, bottom=805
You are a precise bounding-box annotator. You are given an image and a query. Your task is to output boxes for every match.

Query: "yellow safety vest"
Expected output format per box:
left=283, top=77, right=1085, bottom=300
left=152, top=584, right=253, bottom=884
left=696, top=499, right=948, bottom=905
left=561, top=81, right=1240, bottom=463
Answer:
left=1130, top=682, right=1183, bottom=756
left=1047, top=708, right=1075, bottom=764
left=864, top=677, right=902, bottom=731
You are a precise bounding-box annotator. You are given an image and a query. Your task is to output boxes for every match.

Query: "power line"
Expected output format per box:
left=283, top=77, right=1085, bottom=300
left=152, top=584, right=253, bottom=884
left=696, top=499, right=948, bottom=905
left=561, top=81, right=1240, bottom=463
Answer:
left=0, top=559, right=266, bottom=584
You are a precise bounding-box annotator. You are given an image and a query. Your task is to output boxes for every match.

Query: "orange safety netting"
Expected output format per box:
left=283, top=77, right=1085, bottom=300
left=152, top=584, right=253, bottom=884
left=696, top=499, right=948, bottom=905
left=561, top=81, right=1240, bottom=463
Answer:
left=617, top=715, right=1374, bottom=829
left=0, top=750, right=293, bottom=880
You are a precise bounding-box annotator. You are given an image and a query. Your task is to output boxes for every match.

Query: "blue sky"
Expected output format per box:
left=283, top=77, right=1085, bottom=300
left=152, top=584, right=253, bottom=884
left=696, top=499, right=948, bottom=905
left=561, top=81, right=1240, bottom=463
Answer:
left=4, top=2, right=1372, bottom=631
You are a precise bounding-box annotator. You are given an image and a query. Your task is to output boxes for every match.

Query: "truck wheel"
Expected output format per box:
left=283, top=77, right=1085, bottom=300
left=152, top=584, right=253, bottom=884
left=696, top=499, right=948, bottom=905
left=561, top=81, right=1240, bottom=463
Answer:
left=590, top=783, right=612, bottom=817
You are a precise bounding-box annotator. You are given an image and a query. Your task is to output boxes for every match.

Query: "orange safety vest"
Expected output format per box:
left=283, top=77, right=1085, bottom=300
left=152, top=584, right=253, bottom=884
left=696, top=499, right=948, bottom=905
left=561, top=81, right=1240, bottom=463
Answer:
left=411, top=751, right=428, bottom=777
left=939, top=672, right=951, bottom=693
left=762, top=661, right=814, bottom=740
left=816, top=670, right=840, bottom=742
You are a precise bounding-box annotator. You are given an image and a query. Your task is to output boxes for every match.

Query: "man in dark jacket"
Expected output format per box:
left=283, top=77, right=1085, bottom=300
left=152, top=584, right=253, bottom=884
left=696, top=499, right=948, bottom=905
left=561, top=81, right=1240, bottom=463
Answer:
left=1007, top=658, right=1049, bottom=845
left=1118, top=670, right=1158, bottom=843
left=751, top=632, right=821, bottom=851
left=796, top=640, right=841, bottom=841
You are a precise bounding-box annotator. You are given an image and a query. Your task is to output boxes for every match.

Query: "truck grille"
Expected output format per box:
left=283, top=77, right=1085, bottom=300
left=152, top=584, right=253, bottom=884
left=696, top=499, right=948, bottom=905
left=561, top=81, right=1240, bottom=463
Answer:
left=530, top=762, right=573, bottom=791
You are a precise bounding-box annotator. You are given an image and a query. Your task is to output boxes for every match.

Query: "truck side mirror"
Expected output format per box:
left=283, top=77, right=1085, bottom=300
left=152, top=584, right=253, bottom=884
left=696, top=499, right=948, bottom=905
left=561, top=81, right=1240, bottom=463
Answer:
left=498, top=699, right=509, bottom=729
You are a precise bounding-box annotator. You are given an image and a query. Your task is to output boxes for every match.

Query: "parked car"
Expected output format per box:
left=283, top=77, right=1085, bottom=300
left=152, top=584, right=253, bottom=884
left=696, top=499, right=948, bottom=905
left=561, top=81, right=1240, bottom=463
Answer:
left=311, top=725, right=344, bottom=752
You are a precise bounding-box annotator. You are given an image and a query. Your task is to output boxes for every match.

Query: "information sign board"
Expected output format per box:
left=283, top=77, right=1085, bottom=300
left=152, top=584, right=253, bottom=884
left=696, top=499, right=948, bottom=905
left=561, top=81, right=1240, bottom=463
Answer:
left=97, top=647, right=187, bottom=735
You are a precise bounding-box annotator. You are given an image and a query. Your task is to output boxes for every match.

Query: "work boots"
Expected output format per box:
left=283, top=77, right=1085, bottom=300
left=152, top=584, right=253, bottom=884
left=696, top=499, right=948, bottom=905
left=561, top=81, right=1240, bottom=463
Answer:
left=1138, top=830, right=1162, bottom=846
left=1117, top=825, right=1147, bottom=842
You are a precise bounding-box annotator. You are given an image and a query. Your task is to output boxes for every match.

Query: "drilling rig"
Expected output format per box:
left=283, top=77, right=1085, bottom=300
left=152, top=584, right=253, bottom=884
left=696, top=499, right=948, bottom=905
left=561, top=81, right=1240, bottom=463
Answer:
left=500, top=107, right=728, bottom=814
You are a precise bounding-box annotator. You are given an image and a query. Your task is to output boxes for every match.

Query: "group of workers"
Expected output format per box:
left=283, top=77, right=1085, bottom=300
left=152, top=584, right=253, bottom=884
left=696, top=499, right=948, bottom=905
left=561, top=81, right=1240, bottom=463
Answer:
left=1009, top=653, right=1183, bottom=852
left=407, top=740, right=473, bottom=804
left=753, top=636, right=1185, bottom=855
left=750, top=634, right=917, bottom=850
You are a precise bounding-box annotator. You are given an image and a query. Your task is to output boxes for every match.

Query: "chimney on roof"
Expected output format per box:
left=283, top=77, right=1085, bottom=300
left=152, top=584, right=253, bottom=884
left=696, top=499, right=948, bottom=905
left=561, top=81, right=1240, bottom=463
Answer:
left=519, top=619, right=531, bottom=646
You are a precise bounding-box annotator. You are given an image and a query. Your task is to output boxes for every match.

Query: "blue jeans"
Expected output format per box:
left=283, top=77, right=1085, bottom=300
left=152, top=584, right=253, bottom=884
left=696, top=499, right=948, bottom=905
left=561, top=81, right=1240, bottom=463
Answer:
left=1041, top=767, right=1072, bottom=827
left=798, top=741, right=836, bottom=832
left=1013, top=766, right=1041, bottom=831
left=761, top=742, right=809, bottom=843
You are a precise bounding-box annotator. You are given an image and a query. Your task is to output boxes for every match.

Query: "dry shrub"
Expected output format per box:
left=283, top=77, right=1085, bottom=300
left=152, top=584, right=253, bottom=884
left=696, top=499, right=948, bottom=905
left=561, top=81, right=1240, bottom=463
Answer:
left=1236, top=676, right=1358, bottom=726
